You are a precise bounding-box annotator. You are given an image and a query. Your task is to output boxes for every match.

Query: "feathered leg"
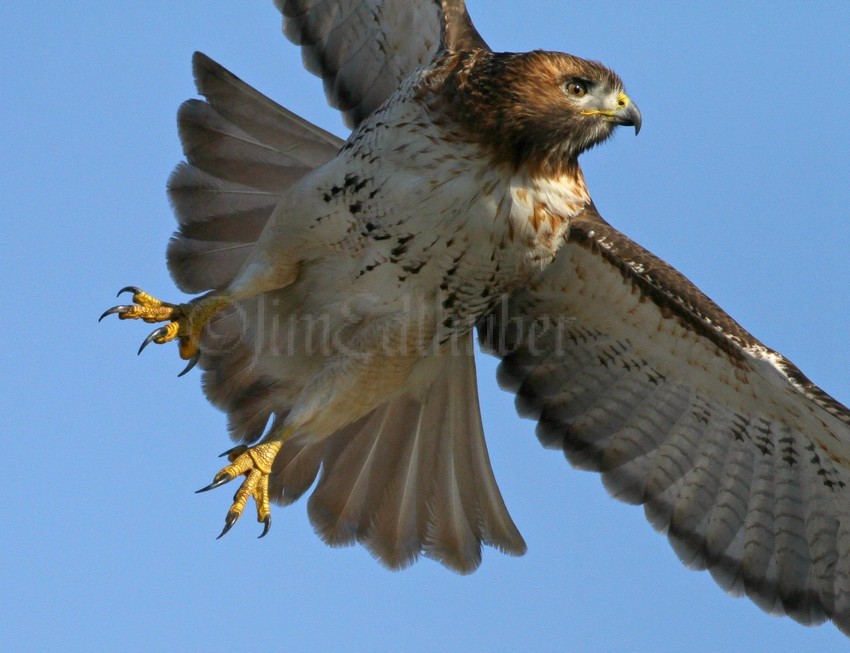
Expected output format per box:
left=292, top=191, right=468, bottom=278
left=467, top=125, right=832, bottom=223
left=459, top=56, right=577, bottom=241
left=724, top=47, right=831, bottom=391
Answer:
left=195, top=316, right=428, bottom=539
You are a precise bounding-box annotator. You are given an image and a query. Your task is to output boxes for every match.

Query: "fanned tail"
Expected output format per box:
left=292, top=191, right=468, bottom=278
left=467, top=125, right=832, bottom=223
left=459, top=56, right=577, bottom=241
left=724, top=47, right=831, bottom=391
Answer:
left=270, top=336, right=527, bottom=573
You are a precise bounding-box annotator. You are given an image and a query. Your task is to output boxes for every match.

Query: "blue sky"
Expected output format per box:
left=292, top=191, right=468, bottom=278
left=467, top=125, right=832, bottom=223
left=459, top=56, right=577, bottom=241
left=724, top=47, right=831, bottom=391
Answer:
left=2, top=1, right=850, bottom=650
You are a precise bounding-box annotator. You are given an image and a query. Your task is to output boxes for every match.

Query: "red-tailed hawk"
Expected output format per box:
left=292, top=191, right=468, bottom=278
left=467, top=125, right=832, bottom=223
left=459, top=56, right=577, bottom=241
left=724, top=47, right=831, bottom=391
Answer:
left=101, top=0, right=850, bottom=637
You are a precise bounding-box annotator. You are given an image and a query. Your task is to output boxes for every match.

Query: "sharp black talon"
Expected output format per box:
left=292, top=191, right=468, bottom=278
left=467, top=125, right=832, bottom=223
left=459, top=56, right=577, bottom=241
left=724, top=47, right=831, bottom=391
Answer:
left=219, top=445, right=247, bottom=459
left=195, top=473, right=234, bottom=493
left=138, top=327, right=168, bottom=355
left=216, top=512, right=239, bottom=539
left=117, top=286, right=142, bottom=297
left=99, top=305, right=131, bottom=322
left=259, top=515, right=271, bottom=539
left=177, top=350, right=201, bottom=377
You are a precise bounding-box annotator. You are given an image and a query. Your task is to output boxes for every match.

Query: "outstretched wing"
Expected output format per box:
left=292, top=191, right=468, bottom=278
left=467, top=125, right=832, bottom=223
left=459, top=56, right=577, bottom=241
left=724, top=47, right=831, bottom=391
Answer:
left=275, top=0, right=488, bottom=127
left=167, top=52, right=343, bottom=294
left=479, top=204, right=850, bottom=635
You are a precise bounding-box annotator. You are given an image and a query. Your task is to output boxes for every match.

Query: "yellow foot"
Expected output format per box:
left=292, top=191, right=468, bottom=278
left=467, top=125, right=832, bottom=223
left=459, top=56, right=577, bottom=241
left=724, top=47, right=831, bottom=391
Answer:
left=196, top=439, right=285, bottom=539
left=100, top=286, right=229, bottom=376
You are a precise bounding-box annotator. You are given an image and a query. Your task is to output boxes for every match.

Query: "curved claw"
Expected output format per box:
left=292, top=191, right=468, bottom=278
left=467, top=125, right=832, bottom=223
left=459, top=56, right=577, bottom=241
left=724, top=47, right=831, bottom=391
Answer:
left=195, top=473, right=235, bottom=494
left=138, top=327, right=169, bottom=355
left=117, top=286, right=142, bottom=297
left=216, top=511, right=240, bottom=540
left=177, top=350, right=201, bottom=377
left=258, top=515, right=271, bottom=539
left=219, top=445, right=248, bottom=459
left=99, top=305, right=132, bottom=322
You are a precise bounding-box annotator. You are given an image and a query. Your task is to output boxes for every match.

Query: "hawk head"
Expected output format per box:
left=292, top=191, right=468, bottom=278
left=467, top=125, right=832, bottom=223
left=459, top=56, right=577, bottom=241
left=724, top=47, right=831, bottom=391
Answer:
left=437, top=50, right=641, bottom=175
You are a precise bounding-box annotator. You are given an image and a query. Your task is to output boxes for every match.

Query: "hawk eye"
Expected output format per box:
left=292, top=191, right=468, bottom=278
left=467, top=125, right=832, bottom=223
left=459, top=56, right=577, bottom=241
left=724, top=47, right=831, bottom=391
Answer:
left=564, top=79, right=588, bottom=98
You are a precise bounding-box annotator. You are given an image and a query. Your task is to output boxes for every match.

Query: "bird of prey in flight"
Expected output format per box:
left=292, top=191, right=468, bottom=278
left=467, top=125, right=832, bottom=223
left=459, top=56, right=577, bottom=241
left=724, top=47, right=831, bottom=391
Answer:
left=101, top=0, right=850, bottom=637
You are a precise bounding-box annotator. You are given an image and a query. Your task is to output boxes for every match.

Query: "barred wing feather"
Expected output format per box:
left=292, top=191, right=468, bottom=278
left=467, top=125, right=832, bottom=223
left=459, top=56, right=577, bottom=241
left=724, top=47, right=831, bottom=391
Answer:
left=479, top=205, right=850, bottom=634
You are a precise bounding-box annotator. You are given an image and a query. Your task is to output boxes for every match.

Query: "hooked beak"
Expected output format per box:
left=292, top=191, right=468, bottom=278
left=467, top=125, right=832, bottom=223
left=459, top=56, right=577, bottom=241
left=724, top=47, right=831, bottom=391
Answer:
left=581, top=92, right=642, bottom=135
left=612, top=92, right=641, bottom=135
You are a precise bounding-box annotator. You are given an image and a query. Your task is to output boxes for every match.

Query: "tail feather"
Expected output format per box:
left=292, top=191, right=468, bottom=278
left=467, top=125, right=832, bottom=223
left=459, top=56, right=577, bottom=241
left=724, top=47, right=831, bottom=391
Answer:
left=306, top=397, right=422, bottom=548
left=297, top=337, right=526, bottom=573
left=268, top=430, right=327, bottom=506
left=414, top=360, right=483, bottom=571
left=361, top=395, right=442, bottom=569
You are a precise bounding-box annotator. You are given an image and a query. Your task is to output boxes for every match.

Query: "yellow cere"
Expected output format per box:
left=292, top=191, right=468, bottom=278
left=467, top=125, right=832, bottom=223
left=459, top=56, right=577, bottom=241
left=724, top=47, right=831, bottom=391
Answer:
left=581, top=92, right=631, bottom=117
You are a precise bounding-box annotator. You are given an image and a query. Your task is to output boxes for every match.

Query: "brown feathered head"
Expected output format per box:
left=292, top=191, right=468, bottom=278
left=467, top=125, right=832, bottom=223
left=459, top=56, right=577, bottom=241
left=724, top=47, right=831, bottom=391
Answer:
left=437, top=49, right=641, bottom=175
